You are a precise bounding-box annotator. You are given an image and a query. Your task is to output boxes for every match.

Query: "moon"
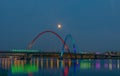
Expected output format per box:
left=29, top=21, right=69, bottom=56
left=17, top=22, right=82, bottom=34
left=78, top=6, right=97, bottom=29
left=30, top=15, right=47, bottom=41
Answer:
left=57, top=24, right=62, bottom=29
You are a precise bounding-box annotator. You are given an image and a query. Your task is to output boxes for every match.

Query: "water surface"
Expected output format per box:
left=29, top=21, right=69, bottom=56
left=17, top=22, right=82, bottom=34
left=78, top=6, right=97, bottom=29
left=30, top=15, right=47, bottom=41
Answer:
left=0, top=58, right=120, bottom=76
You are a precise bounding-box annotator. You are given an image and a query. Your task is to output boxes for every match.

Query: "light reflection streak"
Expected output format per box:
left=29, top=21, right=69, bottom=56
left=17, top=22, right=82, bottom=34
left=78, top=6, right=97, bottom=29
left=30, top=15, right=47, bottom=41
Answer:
left=76, top=59, right=78, bottom=64
left=104, top=63, right=109, bottom=69
left=5, top=59, right=7, bottom=69
left=40, top=58, right=43, bottom=68
left=60, top=60, right=63, bottom=68
left=68, top=59, right=71, bottom=67
left=46, top=58, right=48, bottom=68
left=50, top=58, right=53, bottom=69
left=117, top=60, right=120, bottom=69
left=62, top=60, right=64, bottom=67
left=63, top=66, right=69, bottom=76
left=96, top=60, right=100, bottom=69
left=109, top=60, right=112, bottom=70
left=57, top=59, right=59, bottom=68
left=36, top=58, right=39, bottom=67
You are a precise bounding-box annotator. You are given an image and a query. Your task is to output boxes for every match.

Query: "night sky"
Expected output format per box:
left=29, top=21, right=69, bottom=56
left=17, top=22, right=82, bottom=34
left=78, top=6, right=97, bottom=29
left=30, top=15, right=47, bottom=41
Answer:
left=0, top=0, right=120, bottom=52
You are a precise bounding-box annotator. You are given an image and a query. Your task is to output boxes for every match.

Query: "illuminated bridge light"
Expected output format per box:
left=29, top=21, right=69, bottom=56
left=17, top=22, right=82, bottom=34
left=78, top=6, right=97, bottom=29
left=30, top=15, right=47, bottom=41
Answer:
left=11, top=64, right=38, bottom=74
left=11, top=49, right=40, bottom=52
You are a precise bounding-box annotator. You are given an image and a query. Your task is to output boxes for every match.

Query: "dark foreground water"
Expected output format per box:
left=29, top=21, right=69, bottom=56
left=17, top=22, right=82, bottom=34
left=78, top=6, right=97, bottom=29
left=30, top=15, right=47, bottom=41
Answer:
left=0, top=58, right=120, bottom=76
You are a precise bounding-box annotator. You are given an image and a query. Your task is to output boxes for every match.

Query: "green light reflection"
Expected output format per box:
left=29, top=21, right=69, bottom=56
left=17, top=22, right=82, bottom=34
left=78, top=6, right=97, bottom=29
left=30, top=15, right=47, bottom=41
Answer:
left=12, top=64, right=38, bottom=74
left=80, top=60, right=91, bottom=69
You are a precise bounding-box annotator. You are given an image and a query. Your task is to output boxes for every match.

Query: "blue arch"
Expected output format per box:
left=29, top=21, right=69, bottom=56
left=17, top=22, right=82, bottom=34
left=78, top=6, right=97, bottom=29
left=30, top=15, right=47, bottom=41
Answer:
left=61, top=34, right=77, bottom=57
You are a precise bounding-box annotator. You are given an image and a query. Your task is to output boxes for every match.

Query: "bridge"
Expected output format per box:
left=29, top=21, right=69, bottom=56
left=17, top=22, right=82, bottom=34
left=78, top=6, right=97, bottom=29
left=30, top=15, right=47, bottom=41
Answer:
left=0, top=30, right=120, bottom=59
left=27, top=30, right=77, bottom=58
left=0, top=49, right=119, bottom=59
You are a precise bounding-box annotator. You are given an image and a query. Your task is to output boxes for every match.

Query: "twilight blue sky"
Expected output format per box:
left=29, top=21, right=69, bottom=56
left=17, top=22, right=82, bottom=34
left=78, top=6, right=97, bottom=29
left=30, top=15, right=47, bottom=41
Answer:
left=0, top=0, right=120, bottom=52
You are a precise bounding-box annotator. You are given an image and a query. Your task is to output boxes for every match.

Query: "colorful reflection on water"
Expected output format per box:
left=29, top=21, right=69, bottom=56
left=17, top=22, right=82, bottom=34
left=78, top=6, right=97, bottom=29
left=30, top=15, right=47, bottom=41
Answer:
left=12, top=64, right=38, bottom=74
left=0, top=58, right=120, bottom=76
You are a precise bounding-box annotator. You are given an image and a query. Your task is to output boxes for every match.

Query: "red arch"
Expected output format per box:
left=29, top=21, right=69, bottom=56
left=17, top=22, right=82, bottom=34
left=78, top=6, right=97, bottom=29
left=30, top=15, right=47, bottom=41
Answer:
left=27, top=30, right=70, bottom=53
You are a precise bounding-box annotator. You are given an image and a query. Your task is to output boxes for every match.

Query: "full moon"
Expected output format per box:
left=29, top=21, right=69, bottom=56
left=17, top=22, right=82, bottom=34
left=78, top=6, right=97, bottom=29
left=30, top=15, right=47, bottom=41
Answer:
left=57, top=24, right=62, bottom=29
